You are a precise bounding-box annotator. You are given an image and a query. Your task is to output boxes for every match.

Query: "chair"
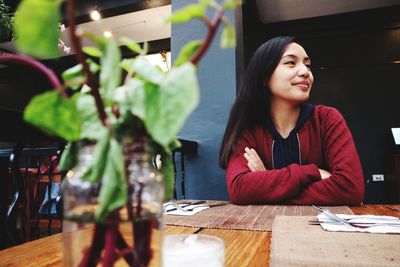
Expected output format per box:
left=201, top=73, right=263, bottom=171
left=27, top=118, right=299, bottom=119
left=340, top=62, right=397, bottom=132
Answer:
left=5, top=142, right=64, bottom=244
left=172, top=139, right=198, bottom=199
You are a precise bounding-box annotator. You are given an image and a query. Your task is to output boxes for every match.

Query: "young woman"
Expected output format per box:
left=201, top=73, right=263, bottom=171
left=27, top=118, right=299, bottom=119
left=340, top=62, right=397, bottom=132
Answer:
left=219, top=36, right=364, bottom=205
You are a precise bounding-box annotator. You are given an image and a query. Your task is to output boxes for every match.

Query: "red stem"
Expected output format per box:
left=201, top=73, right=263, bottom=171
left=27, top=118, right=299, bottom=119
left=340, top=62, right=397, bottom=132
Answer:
left=78, top=224, right=106, bottom=267
left=136, top=183, right=144, bottom=217
left=190, top=9, right=224, bottom=65
left=66, top=0, right=108, bottom=127
left=0, top=54, right=64, bottom=96
left=103, top=219, right=117, bottom=267
left=116, top=230, right=135, bottom=265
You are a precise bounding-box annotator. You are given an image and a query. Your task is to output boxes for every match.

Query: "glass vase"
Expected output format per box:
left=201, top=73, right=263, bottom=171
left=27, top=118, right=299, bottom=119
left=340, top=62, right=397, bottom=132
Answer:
left=62, top=138, right=164, bottom=266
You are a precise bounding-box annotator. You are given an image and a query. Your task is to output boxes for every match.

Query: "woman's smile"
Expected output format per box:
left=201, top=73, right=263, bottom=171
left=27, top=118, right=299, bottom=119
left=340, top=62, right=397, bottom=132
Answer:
left=293, top=81, right=310, bottom=91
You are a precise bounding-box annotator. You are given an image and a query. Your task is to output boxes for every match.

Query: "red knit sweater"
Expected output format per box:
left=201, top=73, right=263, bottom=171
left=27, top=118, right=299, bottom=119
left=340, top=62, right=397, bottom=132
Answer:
left=226, top=105, right=364, bottom=205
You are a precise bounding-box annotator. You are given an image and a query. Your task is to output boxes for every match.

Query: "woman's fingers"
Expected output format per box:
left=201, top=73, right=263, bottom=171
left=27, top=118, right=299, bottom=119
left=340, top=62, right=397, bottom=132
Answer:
left=318, top=168, right=332, bottom=180
left=244, top=151, right=252, bottom=161
left=244, top=152, right=256, bottom=171
left=244, top=147, right=266, bottom=172
left=247, top=161, right=256, bottom=172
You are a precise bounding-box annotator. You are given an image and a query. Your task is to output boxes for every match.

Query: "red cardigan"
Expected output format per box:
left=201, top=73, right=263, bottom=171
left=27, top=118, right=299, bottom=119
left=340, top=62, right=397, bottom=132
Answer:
left=226, top=105, right=364, bottom=205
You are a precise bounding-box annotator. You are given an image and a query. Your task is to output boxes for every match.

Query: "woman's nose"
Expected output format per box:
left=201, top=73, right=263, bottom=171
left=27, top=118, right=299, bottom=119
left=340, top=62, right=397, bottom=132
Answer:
left=297, top=63, right=310, bottom=77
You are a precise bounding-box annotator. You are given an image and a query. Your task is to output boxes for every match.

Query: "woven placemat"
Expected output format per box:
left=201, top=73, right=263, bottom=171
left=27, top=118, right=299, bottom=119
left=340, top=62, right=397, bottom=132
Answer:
left=164, top=204, right=353, bottom=231
left=270, top=216, right=400, bottom=267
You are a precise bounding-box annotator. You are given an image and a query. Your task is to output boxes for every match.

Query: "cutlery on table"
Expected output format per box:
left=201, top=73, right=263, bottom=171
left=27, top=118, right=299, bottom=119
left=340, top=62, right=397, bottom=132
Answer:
left=308, top=220, right=400, bottom=228
left=387, top=207, right=400, bottom=212
left=183, top=202, right=227, bottom=212
left=311, top=205, right=400, bottom=229
left=312, top=205, right=352, bottom=226
left=164, top=200, right=206, bottom=212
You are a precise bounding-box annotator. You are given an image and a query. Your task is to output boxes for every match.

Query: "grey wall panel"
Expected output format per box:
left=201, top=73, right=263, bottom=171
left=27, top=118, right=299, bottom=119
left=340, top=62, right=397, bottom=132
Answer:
left=171, top=0, right=236, bottom=200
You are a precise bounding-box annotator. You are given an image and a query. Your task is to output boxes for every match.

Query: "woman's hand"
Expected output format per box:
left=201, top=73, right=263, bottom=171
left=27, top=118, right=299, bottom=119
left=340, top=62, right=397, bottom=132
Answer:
left=244, top=147, right=266, bottom=172
left=318, top=168, right=331, bottom=180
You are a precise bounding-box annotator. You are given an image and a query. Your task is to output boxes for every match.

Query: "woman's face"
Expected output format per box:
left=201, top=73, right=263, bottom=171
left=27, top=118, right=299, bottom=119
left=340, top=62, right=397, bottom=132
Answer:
left=267, top=42, right=313, bottom=105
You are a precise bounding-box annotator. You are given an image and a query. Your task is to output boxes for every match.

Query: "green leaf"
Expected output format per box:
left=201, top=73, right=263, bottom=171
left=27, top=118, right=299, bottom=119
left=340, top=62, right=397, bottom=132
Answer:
left=174, top=40, right=201, bottom=67
left=24, top=91, right=81, bottom=141
left=96, top=138, right=128, bottom=221
left=87, top=58, right=101, bottom=74
left=62, top=60, right=100, bottom=90
left=166, top=3, right=206, bottom=24
left=120, top=58, right=135, bottom=73
left=143, top=42, right=149, bottom=55
left=168, top=138, right=182, bottom=152
left=82, top=31, right=107, bottom=48
left=199, top=0, right=212, bottom=5
left=145, top=63, right=199, bottom=146
left=58, top=142, right=78, bottom=172
left=114, top=79, right=147, bottom=120
left=62, top=64, right=85, bottom=90
left=120, top=37, right=143, bottom=55
left=14, top=0, right=62, bottom=58
left=100, top=40, right=121, bottom=100
left=82, top=132, right=110, bottom=183
left=131, top=57, right=164, bottom=84
left=204, top=0, right=221, bottom=9
left=83, top=46, right=103, bottom=58
left=223, top=0, right=243, bottom=10
left=76, top=94, right=107, bottom=140
left=81, top=84, right=91, bottom=94
left=220, top=17, right=236, bottom=48
left=160, top=152, right=174, bottom=201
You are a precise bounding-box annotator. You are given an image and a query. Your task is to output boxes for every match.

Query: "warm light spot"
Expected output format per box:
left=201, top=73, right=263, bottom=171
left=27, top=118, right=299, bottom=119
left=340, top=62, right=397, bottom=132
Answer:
left=90, top=9, right=101, bottom=21
left=103, top=31, right=113, bottom=38
left=392, top=60, right=400, bottom=64
left=66, top=170, right=74, bottom=178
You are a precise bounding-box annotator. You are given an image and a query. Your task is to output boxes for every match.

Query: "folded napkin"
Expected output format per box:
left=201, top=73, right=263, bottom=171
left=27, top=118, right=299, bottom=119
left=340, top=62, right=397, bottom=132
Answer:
left=317, top=213, right=400, bottom=234
left=163, top=202, right=209, bottom=216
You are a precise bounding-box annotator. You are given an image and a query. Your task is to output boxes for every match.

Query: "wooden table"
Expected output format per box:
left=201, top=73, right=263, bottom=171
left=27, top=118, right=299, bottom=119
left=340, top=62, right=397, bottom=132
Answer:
left=0, top=204, right=398, bottom=266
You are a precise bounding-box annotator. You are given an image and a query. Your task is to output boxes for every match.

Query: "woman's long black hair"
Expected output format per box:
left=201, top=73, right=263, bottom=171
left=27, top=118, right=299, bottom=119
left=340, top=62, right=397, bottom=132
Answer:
left=219, top=36, right=296, bottom=168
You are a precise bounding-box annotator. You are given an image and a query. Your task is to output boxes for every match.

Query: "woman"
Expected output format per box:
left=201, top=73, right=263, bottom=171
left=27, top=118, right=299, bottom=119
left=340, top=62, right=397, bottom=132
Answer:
left=219, top=36, right=364, bottom=205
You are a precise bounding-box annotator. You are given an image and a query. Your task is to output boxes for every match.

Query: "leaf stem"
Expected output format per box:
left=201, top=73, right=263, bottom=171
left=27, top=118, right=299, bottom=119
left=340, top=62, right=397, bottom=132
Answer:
left=0, top=54, right=65, bottom=95
left=190, top=9, right=224, bottom=65
left=103, top=218, right=117, bottom=266
left=66, top=0, right=108, bottom=127
left=78, top=224, right=106, bottom=267
left=198, top=16, right=212, bottom=29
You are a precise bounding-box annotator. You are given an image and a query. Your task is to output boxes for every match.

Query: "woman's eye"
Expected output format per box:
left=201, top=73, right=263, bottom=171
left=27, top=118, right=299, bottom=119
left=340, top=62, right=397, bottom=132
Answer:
left=305, top=64, right=312, bottom=69
left=285, top=61, right=295, bottom=65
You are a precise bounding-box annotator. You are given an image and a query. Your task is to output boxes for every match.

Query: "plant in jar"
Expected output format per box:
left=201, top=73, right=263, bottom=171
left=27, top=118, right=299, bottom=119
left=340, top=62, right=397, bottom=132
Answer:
left=0, top=0, right=241, bottom=266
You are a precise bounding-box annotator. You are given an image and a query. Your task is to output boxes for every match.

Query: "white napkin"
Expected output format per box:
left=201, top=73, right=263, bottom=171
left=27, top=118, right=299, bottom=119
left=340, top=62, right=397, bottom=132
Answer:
left=317, top=213, right=400, bottom=234
left=163, top=202, right=209, bottom=216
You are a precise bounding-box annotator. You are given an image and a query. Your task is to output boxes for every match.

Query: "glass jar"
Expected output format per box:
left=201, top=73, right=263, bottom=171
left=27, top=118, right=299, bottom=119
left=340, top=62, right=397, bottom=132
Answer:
left=62, top=138, right=164, bottom=266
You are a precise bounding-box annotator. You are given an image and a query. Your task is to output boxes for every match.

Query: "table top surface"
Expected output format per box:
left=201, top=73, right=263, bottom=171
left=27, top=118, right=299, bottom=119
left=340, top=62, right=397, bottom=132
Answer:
left=0, top=204, right=399, bottom=267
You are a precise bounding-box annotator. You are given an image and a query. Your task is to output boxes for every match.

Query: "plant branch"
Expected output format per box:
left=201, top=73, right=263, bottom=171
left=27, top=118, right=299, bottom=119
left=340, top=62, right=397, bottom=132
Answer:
left=198, top=16, right=212, bottom=29
left=190, top=9, right=224, bottom=65
left=0, top=54, right=65, bottom=96
left=66, top=0, right=108, bottom=127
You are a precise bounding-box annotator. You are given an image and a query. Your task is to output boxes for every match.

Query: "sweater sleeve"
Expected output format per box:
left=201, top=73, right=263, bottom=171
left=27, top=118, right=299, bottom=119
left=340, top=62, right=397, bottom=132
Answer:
left=226, top=129, right=321, bottom=204
left=287, top=108, right=364, bottom=205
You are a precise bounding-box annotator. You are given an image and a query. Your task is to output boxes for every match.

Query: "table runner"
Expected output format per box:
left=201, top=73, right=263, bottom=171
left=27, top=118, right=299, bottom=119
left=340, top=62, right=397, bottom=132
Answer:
left=270, top=216, right=400, bottom=266
left=165, top=204, right=353, bottom=231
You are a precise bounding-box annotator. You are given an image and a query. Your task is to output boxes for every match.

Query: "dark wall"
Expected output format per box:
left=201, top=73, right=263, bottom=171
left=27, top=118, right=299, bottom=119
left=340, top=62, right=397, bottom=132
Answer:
left=0, top=55, right=79, bottom=142
left=241, top=2, right=400, bottom=203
